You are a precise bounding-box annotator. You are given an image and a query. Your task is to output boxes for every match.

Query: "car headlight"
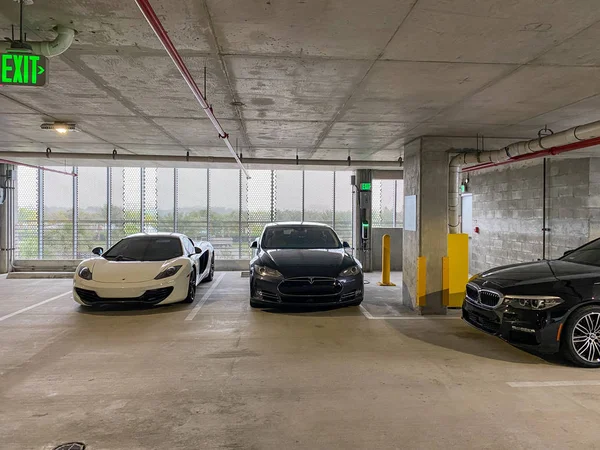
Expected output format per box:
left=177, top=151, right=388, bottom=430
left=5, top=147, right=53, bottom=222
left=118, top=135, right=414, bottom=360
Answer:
left=504, top=295, right=564, bottom=310
left=155, top=265, right=182, bottom=280
left=78, top=266, right=93, bottom=281
left=255, top=265, right=283, bottom=278
left=339, top=265, right=361, bottom=277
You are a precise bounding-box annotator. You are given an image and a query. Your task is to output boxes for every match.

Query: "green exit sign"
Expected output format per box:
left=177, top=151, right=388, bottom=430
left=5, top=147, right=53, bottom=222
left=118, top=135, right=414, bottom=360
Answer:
left=360, top=182, right=371, bottom=191
left=1, top=53, right=48, bottom=87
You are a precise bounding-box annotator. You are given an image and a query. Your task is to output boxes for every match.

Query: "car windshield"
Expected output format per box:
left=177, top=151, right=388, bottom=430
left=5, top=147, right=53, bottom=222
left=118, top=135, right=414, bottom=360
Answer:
left=103, top=236, right=183, bottom=262
left=560, top=239, right=600, bottom=267
left=261, top=226, right=341, bottom=249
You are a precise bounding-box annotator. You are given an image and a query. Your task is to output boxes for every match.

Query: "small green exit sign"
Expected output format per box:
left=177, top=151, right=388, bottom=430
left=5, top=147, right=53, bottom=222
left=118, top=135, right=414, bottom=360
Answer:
left=1, top=53, right=48, bottom=87
left=360, top=182, right=371, bottom=191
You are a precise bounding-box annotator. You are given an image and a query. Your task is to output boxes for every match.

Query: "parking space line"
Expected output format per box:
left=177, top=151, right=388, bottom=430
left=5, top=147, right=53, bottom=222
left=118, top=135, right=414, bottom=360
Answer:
left=507, top=381, right=600, bottom=388
left=0, top=291, right=71, bottom=323
left=359, top=304, right=460, bottom=320
left=185, top=272, right=226, bottom=321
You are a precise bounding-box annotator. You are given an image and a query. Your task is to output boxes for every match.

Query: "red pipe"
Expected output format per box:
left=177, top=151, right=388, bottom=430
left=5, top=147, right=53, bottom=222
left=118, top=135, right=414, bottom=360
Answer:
left=462, top=135, right=600, bottom=172
left=0, top=159, right=76, bottom=176
left=133, top=0, right=248, bottom=177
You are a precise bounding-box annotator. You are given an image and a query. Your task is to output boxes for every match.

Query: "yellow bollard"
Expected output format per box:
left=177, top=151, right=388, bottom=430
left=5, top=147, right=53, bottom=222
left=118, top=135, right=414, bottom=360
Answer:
left=378, top=234, right=396, bottom=286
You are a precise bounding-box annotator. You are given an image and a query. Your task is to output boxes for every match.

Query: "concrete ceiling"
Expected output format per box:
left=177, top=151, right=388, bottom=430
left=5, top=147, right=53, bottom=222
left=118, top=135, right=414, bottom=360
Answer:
left=2, top=0, right=600, bottom=167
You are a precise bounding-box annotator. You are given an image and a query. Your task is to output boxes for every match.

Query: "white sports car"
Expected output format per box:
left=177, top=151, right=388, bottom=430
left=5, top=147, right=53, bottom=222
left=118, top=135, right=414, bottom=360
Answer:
left=73, top=233, right=214, bottom=307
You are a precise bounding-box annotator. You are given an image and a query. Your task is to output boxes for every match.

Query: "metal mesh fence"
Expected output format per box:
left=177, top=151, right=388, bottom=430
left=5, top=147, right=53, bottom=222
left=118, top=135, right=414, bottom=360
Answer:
left=209, top=169, right=240, bottom=259
left=15, top=166, right=39, bottom=259
left=275, top=170, right=303, bottom=222
left=77, top=167, right=108, bottom=259
left=245, top=170, right=272, bottom=256
left=143, top=168, right=158, bottom=233
left=42, top=167, right=74, bottom=259
left=157, top=168, right=175, bottom=232
left=123, top=167, right=142, bottom=237
left=334, top=171, right=353, bottom=245
left=372, top=179, right=396, bottom=228
left=176, top=168, right=208, bottom=242
left=15, top=167, right=357, bottom=260
left=304, top=171, right=334, bottom=225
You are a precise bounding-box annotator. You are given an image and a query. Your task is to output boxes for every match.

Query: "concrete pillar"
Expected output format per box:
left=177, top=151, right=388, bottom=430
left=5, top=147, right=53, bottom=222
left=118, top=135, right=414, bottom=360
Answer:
left=401, top=138, right=448, bottom=314
left=402, top=136, right=520, bottom=314
left=0, top=164, right=15, bottom=274
left=353, top=169, right=372, bottom=272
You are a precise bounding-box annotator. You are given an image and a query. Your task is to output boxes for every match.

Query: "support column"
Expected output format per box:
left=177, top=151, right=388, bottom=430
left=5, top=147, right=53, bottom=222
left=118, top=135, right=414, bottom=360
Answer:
left=353, top=169, right=372, bottom=272
left=0, top=164, right=15, bottom=274
left=402, top=138, right=449, bottom=314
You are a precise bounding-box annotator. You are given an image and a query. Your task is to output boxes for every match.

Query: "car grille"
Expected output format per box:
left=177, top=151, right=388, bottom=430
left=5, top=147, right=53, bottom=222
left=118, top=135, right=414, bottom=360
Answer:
left=466, top=284, right=479, bottom=302
left=75, top=287, right=174, bottom=305
left=465, top=283, right=503, bottom=309
left=278, top=277, right=343, bottom=296
left=479, top=290, right=502, bottom=308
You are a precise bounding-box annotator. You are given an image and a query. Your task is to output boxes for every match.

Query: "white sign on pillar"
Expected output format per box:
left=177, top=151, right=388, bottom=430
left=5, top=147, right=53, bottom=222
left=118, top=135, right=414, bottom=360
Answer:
left=404, top=195, right=417, bottom=231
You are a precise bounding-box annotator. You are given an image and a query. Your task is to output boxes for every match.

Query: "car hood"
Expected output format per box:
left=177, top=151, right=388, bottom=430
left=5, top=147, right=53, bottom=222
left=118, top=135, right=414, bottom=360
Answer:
left=476, top=259, right=600, bottom=289
left=85, top=258, right=180, bottom=283
left=261, top=248, right=355, bottom=278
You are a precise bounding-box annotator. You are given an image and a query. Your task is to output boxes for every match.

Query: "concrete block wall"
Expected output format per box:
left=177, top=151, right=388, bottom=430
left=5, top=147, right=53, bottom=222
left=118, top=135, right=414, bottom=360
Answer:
left=469, top=157, right=595, bottom=275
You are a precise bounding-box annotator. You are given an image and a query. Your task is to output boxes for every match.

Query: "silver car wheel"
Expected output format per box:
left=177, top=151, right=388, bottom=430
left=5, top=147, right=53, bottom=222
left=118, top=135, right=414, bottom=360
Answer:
left=572, top=312, right=600, bottom=363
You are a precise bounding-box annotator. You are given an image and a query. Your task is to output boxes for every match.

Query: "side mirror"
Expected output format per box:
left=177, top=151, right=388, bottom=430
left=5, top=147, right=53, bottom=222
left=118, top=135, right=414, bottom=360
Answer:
left=343, top=241, right=350, bottom=248
left=92, top=247, right=103, bottom=256
left=563, top=249, right=574, bottom=257
left=195, top=247, right=202, bottom=254
left=250, top=241, right=258, bottom=249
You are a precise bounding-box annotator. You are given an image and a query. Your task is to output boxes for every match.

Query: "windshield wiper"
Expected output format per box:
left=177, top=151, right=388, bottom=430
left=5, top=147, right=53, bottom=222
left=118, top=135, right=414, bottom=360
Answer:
left=105, top=254, right=138, bottom=261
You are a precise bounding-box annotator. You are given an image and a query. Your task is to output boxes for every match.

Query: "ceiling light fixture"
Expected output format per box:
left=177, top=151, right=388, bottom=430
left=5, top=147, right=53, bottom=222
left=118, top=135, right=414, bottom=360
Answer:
left=40, top=122, right=79, bottom=134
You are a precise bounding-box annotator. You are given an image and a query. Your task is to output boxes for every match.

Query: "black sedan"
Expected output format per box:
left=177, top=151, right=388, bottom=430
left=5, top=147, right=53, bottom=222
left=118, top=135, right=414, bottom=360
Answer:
left=463, top=238, right=600, bottom=367
left=249, top=222, right=364, bottom=308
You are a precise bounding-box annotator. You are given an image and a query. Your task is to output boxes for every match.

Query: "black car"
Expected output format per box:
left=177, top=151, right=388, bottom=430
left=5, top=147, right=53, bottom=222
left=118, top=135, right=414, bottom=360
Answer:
left=249, top=222, right=364, bottom=308
left=463, top=238, right=600, bottom=367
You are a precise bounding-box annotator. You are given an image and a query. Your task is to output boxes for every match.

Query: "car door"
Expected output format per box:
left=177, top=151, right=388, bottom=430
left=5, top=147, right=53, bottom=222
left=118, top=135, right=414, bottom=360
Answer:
left=183, top=237, right=200, bottom=281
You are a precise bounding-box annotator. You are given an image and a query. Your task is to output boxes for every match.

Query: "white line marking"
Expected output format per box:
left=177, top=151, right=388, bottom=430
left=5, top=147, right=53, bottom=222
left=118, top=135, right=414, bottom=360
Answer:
left=359, top=305, right=374, bottom=319
left=0, top=291, right=71, bottom=323
left=507, top=380, right=600, bottom=388
left=359, top=305, right=460, bottom=320
left=185, top=272, right=226, bottom=321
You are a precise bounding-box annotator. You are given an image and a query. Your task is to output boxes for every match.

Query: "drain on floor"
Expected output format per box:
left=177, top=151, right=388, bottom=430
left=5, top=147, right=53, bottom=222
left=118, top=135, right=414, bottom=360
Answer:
left=53, top=443, right=85, bottom=450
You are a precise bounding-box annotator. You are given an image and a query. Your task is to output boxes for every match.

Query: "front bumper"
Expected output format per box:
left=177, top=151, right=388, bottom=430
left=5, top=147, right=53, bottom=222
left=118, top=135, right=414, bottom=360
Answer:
left=462, top=298, right=563, bottom=354
left=251, top=274, right=364, bottom=307
left=73, top=273, right=189, bottom=306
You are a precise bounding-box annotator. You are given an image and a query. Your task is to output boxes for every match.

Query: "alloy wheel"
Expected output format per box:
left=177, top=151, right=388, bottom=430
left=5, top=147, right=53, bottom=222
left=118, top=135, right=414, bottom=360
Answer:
left=571, top=312, right=600, bottom=363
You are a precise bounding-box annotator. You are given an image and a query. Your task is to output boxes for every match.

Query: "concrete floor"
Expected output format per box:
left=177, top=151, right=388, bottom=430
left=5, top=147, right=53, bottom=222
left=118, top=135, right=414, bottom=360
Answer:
left=0, top=272, right=599, bottom=450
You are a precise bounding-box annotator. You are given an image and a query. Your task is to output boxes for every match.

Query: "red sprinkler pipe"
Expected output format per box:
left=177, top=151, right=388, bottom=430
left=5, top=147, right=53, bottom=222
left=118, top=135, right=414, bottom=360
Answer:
left=133, top=0, right=249, bottom=178
left=0, top=159, right=76, bottom=176
left=462, top=135, right=600, bottom=173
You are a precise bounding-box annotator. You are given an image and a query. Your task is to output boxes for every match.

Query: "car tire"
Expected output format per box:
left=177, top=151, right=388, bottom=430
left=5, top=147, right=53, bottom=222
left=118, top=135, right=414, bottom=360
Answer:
left=561, top=305, right=600, bottom=368
left=182, top=271, right=197, bottom=304
left=203, top=255, right=214, bottom=283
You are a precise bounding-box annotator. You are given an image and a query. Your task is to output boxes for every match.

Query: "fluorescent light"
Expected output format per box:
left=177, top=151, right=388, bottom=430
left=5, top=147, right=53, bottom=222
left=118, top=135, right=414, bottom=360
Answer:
left=40, top=122, right=79, bottom=133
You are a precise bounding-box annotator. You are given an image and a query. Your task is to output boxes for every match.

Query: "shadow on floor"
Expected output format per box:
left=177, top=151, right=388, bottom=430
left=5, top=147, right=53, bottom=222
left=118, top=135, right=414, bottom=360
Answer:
left=387, top=318, right=566, bottom=366
left=257, top=304, right=364, bottom=317
left=76, top=302, right=191, bottom=317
